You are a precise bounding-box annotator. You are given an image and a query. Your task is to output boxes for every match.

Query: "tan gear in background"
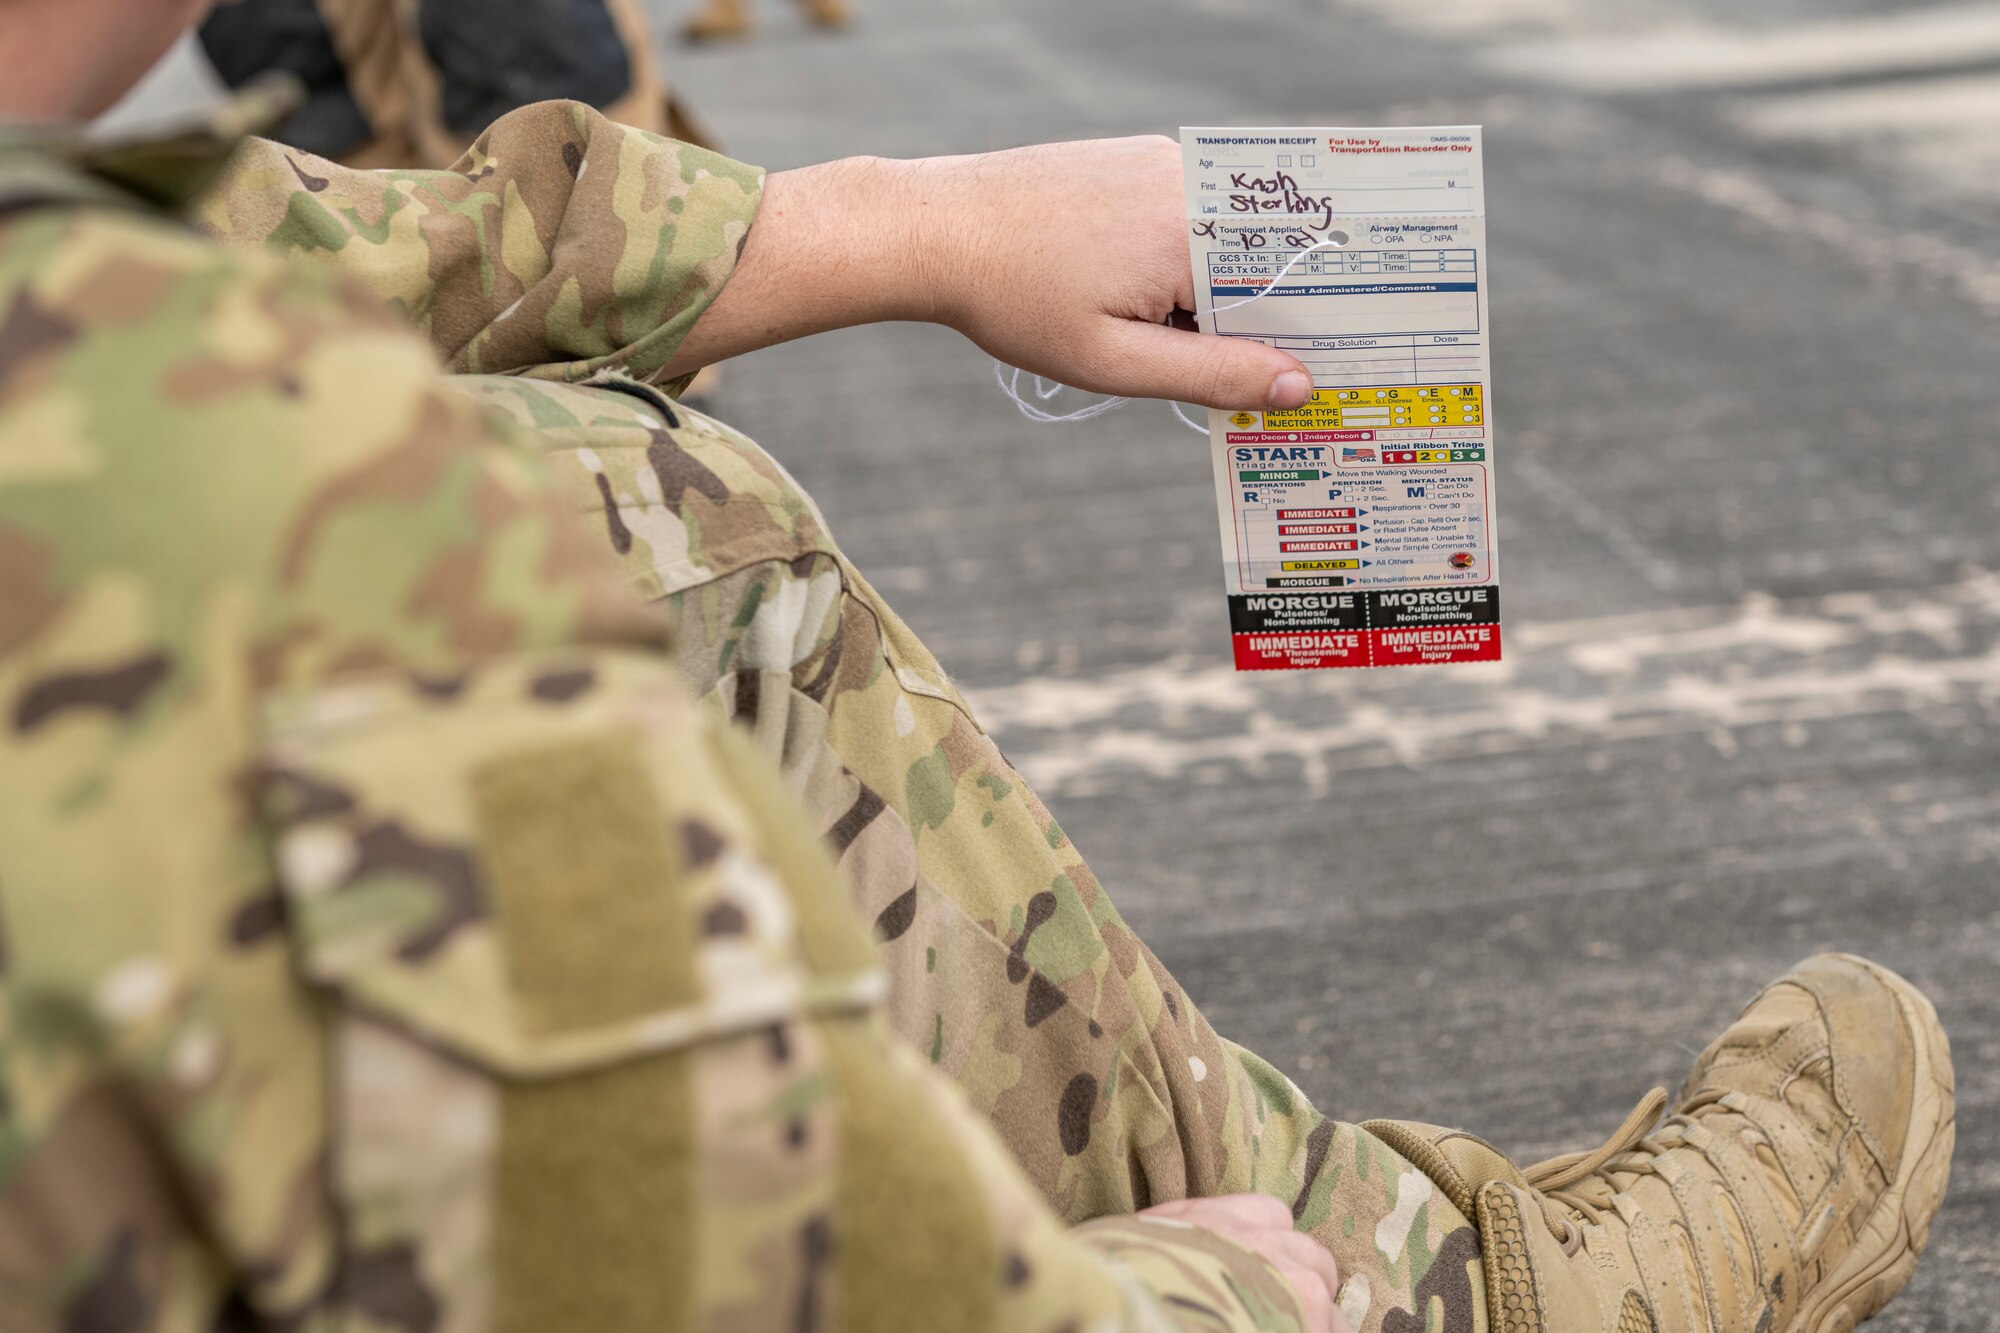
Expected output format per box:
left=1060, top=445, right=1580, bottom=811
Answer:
left=682, top=0, right=852, bottom=44
left=199, top=0, right=724, bottom=168
left=318, top=0, right=707, bottom=166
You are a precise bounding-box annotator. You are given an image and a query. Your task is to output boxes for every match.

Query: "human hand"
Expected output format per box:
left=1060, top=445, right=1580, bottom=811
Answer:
left=901, top=136, right=1315, bottom=412
left=1139, top=1193, right=1352, bottom=1333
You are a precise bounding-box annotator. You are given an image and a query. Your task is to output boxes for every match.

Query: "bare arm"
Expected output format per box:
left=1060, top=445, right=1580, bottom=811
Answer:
left=661, top=139, right=1315, bottom=413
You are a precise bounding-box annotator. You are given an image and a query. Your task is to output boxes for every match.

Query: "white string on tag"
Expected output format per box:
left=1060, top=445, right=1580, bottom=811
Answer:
left=993, top=235, right=1348, bottom=434
left=992, top=363, right=1132, bottom=423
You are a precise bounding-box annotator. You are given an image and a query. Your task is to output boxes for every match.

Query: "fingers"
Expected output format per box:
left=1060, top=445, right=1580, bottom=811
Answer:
left=1144, top=1193, right=1293, bottom=1229
left=1270, top=1260, right=1339, bottom=1333
left=1089, top=319, right=1314, bottom=413
left=1267, top=1228, right=1342, bottom=1308
left=1137, top=1194, right=1345, bottom=1333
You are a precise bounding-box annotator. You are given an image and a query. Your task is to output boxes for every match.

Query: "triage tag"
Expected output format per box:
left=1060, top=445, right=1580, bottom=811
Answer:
left=1181, top=127, right=1502, bottom=671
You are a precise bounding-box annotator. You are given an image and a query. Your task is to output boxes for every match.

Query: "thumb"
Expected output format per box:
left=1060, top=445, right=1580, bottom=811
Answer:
left=1095, top=319, right=1314, bottom=413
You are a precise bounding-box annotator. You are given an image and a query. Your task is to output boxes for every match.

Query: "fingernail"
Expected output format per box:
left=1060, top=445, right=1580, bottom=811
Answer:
left=1267, top=371, right=1312, bottom=410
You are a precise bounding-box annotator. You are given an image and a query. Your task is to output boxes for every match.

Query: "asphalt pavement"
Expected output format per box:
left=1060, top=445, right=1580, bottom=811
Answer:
left=114, top=1, right=1999, bottom=1322
left=651, top=1, right=1999, bottom=1323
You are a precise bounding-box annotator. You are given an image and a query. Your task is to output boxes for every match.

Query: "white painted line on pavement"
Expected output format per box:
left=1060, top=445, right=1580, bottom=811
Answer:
left=969, top=571, right=2000, bottom=794
left=1331, top=0, right=1594, bottom=39
left=1483, top=5, right=2000, bottom=93
left=1652, top=153, right=2000, bottom=313
left=1727, top=71, right=2000, bottom=203
left=1736, top=70, right=2000, bottom=137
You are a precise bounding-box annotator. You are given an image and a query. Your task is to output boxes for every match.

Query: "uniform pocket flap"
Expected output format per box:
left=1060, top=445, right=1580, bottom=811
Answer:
left=261, top=652, right=884, bottom=1079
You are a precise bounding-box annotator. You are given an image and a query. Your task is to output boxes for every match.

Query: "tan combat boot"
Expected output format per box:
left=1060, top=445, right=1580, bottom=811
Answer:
left=1366, top=955, right=1954, bottom=1332
left=681, top=0, right=753, bottom=43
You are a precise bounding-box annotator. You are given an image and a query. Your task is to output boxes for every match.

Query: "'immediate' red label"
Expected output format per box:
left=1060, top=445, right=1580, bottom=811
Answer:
left=1232, top=625, right=1503, bottom=670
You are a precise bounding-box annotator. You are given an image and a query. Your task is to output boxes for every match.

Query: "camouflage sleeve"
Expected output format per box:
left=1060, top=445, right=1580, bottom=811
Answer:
left=0, top=205, right=1307, bottom=1332
left=194, top=98, right=763, bottom=382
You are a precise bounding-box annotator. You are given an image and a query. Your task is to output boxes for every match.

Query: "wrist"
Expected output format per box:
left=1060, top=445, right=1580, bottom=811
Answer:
left=660, top=151, right=983, bottom=377
left=879, top=152, right=983, bottom=331
left=754, top=155, right=960, bottom=328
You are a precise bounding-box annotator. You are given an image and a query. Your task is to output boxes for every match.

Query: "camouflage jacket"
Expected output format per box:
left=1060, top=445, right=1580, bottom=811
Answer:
left=0, top=96, right=1310, bottom=1331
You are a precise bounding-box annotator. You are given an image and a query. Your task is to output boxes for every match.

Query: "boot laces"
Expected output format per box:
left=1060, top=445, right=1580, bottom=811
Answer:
left=1521, top=1086, right=1731, bottom=1246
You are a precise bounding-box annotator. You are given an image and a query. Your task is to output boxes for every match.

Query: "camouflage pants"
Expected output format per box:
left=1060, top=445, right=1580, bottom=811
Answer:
left=462, top=375, right=1490, bottom=1333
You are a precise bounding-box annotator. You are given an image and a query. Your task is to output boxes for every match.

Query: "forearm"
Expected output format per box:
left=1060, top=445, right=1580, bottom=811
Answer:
left=656, top=154, right=936, bottom=378
left=665, top=136, right=1313, bottom=412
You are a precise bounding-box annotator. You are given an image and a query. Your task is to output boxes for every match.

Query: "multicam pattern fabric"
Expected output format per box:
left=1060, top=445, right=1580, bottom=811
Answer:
left=0, top=100, right=1314, bottom=1332
left=470, top=373, right=1491, bottom=1333
left=197, top=98, right=760, bottom=386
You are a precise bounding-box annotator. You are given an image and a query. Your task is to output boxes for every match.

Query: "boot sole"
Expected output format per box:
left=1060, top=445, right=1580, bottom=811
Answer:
left=1789, top=954, right=1956, bottom=1333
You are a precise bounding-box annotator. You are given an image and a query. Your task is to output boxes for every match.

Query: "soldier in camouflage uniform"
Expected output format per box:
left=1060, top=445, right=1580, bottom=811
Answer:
left=0, top=4, right=1957, bottom=1328
left=0, top=88, right=1348, bottom=1331
left=219, top=92, right=1492, bottom=1331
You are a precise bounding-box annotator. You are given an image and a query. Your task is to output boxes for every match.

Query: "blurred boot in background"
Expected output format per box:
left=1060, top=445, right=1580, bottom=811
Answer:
left=197, top=0, right=718, bottom=168
left=681, top=0, right=852, bottom=44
